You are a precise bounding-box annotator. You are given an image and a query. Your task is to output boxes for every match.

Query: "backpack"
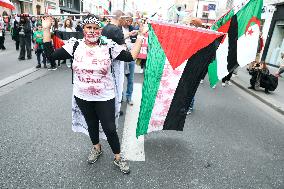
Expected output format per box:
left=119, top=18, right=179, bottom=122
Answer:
left=71, top=40, right=79, bottom=84
left=260, top=73, right=278, bottom=91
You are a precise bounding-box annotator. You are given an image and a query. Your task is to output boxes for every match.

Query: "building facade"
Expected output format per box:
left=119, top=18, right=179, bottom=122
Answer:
left=262, top=1, right=284, bottom=66
left=59, top=0, right=80, bottom=14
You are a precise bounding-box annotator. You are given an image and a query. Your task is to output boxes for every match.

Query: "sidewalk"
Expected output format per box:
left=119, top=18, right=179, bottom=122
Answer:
left=231, top=66, right=284, bottom=115
left=0, top=32, right=39, bottom=87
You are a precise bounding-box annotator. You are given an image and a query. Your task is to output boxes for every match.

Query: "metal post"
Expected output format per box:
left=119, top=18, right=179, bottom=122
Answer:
left=196, top=0, right=200, bottom=17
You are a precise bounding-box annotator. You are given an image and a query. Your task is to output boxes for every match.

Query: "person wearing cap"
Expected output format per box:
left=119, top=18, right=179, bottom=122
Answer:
left=42, top=14, right=147, bottom=174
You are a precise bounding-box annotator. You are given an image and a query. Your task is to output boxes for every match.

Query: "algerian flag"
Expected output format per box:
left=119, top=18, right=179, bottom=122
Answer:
left=136, top=22, right=225, bottom=137
left=208, top=0, right=263, bottom=87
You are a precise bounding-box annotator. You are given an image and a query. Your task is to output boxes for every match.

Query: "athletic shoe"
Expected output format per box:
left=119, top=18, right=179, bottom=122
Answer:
left=186, top=109, right=191, bottom=115
left=48, top=66, right=57, bottom=71
left=222, top=82, right=226, bottom=87
left=127, top=100, right=134, bottom=106
left=200, top=79, right=204, bottom=84
left=113, top=158, right=130, bottom=174
left=226, top=81, right=232, bottom=86
left=87, top=147, right=102, bottom=164
left=36, top=64, right=41, bottom=68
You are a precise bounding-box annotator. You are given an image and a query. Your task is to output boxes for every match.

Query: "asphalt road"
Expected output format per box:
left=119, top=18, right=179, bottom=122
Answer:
left=0, top=67, right=283, bottom=189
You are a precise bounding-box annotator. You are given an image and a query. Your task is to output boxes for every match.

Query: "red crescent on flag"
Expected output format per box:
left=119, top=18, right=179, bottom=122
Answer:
left=245, top=17, right=261, bottom=35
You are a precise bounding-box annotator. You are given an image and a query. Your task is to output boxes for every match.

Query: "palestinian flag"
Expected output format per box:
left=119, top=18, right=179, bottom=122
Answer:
left=208, top=0, right=263, bottom=87
left=52, top=31, right=84, bottom=49
left=136, top=22, right=225, bottom=137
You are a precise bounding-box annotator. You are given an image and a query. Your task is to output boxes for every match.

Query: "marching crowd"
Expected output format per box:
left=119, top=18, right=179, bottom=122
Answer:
left=0, top=10, right=283, bottom=175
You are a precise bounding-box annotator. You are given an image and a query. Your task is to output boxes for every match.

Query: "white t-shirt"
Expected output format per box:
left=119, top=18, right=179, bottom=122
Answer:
left=63, top=38, right=126, bottom=101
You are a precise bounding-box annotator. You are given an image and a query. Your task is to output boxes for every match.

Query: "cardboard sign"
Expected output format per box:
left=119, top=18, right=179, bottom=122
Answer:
left=137, top=33, right=148, bottom=59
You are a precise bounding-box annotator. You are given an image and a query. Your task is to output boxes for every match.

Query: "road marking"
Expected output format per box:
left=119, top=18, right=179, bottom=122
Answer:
left=0, top=67, right=39, bottom=88
left=121, top=83, right=145, bottom=161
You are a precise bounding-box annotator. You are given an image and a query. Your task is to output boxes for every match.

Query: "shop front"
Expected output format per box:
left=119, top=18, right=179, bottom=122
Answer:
left=262, top=2, right=284, bottom=67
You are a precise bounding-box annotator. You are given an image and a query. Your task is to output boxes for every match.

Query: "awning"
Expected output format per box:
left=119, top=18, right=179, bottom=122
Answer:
left=17, top=0, right=32, bottom=3
left=0, top=0, right=15, bottom=10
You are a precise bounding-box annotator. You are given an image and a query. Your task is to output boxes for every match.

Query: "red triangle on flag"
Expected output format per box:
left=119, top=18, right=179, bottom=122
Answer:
left=151, top=22, right=225, bottom=69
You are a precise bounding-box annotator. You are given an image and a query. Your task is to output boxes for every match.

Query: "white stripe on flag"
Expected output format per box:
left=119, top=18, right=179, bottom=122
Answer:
left=148, top=59, right=186, bottom=133
left=237, top=25, right=260, bottom=67
left=121, top=83, right=145, bottom=161
left=217, top=36, right=229, bottom=80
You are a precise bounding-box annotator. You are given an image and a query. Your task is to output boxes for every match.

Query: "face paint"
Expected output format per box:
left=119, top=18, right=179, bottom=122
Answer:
left=84, top=30, right=101, bottom=45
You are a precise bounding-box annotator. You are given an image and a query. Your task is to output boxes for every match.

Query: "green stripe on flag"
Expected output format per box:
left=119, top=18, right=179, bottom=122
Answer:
left=236, top=0, right=263, bottom=37
left=136, top=24, right=166, bottom=137
left=208, top=59, right=218, bottom=87
left=211, top=9, right=235, bottom=31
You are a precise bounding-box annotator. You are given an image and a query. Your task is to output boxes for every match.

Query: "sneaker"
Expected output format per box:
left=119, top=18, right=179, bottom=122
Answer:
left=48, top=66, right=57, bottom=71
left=127, top=100, right=134, bottom=106
left=186, top=109, right=191, bottom=115
left=221, top=82, right=226, bottom=87
left=227, top=81, right=232, bottom=86
left=113, top=158, right=130, bottom=174
left=66, top=63, right=71, bottom=68
left=248, top=86, right=255, bottom=90
left=36, top=64, right=41, bottom=68
left=212, top=85, right=216, bottom=89
left=88, top=147, right=102, bottom=164
left=200, top=79, right=204, bottom=84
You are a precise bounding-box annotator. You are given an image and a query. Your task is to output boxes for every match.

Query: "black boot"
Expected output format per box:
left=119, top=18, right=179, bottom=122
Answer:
left=36, top=64, right=41, bottom=68
left=265, top=89, right=270, bottom=94
left=248, top=86, right=255, bottom=90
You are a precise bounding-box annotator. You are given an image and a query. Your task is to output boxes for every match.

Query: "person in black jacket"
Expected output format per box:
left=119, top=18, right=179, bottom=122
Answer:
left=12, top=16, right=20, bottom=50
left=248, top=61, right=270, bottom=94
left=18, top=15, right=32, bottom=60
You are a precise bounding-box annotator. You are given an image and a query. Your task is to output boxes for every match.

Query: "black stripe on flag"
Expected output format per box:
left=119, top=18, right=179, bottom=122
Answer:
left=163, top=36, right=224, bottom=131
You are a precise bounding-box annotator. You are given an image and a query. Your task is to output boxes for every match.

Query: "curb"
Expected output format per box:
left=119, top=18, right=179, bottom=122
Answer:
left=0, top=67, right=39, bottom=88
left=231, top=79, right=284, bottom=115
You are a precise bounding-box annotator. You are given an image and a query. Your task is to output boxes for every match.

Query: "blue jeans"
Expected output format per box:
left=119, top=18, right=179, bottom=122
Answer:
left=125, top=61, right=135, bottom=101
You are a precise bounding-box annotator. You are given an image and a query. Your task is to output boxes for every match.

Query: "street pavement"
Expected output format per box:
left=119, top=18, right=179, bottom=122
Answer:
left=0, top=63, right=284, bottom=188
left=0, top=33, right=38, bottom=82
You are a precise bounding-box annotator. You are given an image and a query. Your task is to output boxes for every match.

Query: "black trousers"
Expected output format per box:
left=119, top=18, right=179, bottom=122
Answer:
left=0, top=37, right=5, bottom=49
left=222, top=71, right=233, bottom=83
left=19, top=36, right=32, bottom=59
left=15, top=40, right=19, bottom=50
left=36, top=48, right=46, bottom=65
left=75, top=96, right=120, bottom=154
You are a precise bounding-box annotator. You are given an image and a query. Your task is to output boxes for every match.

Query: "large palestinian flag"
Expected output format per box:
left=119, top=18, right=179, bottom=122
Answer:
left=208, top=0, right=263, bottom=87
left=52, top=31, right=83, bottom=49
left=136, top=22, right=225, bottom=137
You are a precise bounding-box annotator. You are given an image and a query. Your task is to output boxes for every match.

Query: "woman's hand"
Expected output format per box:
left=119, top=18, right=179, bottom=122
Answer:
left=42, top=16, right=53, bottom=30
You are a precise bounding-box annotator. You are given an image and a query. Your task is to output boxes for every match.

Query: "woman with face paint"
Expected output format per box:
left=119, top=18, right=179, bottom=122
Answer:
left=42, top=14, right=147, bottom=174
